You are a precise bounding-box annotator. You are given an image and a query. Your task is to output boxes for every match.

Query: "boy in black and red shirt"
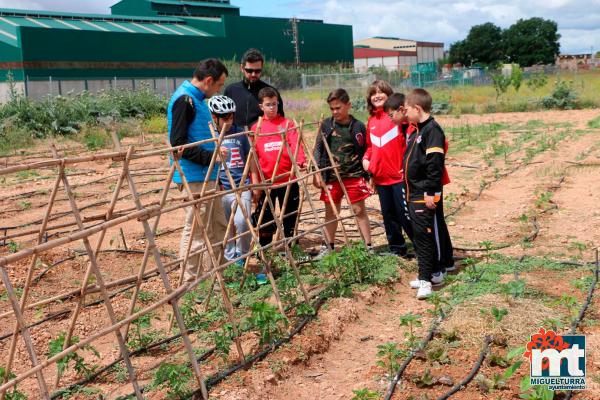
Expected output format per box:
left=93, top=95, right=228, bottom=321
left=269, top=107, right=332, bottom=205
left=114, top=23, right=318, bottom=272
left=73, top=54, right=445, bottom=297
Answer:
left=403, top=88, right=454, bottom=300
left=313, top=89, right=372, bottom=257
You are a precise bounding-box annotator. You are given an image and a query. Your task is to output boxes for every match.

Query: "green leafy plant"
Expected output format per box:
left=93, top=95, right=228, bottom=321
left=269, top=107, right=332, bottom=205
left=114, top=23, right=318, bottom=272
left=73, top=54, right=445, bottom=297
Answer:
left=413, top=368, right=435, bottom=388
left=519, top=376, right=554, bottom=399
left=0, top=367, right=27, bottom=400
left=376, top=342, right=408, bottom=378
left=47, top=331, right=100, bottom=379
left=244, top=301, right=287, bottom=347
left=399, top=313, right=422, bottom=348
left=541, top=79, right=578, bottom=110
left=540, top=317, right=565, bottom=332
left=426, top=341, right=450, bottom=364
left=510, top=65, right=523, bottom=92
left=152, top=363, right=192, bottom=399
left=503, top=279, right=526, bottom=300
left=492, top=73, right=512, bottom=101
left=351, top=388, right=380, bottom=400
left=551, top=294, right=579, bottom=324
left=109, top=363, right=129, bottom=383
left=480, top=306, right=509, bottom=323
left=425, top=292, right=450, bottom=317
left=526, top=73, right=548, bottom=92
left=127, top=310, right=163, bottom=351
left=7, top=241, right=19, bottom=253
left=479, top=347, right=524, bottom=392
left=213, top=324, right=233, bottom=362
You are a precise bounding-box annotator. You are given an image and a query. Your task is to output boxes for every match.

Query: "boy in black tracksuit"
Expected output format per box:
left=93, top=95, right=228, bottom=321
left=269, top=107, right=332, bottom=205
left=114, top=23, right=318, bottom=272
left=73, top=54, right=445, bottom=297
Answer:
left=403, top=88, right=454, bottom=300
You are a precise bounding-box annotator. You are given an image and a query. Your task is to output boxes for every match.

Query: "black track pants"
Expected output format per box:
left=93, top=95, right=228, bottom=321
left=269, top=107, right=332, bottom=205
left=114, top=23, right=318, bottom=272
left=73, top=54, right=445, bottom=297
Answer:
left=253, top=183, right=300, bottom=247
left=409, top=195, right=453, bottom=281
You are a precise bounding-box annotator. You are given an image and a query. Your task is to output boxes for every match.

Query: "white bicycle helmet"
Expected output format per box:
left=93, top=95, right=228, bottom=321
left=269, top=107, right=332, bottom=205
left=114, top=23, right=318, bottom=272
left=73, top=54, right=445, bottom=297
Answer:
left=208, top=95, right=236, bottom=115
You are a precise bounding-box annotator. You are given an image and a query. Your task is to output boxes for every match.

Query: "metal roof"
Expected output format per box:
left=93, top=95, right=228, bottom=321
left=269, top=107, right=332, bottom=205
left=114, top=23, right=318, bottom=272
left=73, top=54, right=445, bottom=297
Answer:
left=150, top=0, right=239, bottom=9
left=0, top=9, right=211, bottom=46
left=0, top=8, right=183, bottom=23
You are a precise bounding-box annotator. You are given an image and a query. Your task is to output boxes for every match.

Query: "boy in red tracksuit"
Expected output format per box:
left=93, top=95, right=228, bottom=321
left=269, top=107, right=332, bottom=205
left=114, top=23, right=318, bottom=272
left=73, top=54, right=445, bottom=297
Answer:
left=362, top=80, right=414, bottom=257
left=250, top=86, right=306, bottom=255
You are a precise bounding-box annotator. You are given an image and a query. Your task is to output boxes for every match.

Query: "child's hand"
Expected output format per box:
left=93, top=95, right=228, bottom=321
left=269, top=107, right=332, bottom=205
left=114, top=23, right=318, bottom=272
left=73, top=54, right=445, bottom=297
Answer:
left=218, top=146, right=229, bottom=159
left=313, top=175, right=324, bottom=189
left=424, top=195, right=436, bottom=210
left=368, top=177, right=375, bottom=191
left=362, top=159, right=370, bottom=172
left=252, top=189, right=262, bottom=204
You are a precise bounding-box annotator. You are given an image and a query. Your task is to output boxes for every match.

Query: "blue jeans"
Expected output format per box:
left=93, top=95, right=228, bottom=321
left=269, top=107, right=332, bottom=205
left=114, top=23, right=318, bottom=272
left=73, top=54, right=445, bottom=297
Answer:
left=376, top=182, right=414, bottom=254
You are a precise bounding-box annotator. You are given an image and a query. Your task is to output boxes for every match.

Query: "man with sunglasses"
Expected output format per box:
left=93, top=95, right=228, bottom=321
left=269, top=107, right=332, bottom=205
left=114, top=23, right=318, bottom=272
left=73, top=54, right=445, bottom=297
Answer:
left=224, top=48, right=285, bottom=129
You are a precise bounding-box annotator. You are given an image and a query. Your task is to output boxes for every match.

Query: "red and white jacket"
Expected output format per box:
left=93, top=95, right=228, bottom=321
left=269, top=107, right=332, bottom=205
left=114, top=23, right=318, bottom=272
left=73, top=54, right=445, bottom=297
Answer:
left=251, top=115, right=306, bottom=184
left=363, top=109, right=406, bottom=186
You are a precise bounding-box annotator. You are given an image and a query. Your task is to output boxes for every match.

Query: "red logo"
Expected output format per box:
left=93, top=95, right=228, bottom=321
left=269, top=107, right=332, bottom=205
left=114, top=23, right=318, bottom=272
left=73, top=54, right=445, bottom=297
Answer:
left=524, top=328, right=570, bottom=371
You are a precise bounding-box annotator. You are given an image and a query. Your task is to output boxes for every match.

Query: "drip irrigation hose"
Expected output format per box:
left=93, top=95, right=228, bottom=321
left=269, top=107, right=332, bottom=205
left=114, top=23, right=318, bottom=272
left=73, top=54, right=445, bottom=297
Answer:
left=564, top=249, right=599, bottom=400
left=435, top=336, right=493, bottom=400
left=113, top=293, right=329, bottom=400
left=0, top=283, right=137, bottom=342
left=384, top=316, right=443, bottom=400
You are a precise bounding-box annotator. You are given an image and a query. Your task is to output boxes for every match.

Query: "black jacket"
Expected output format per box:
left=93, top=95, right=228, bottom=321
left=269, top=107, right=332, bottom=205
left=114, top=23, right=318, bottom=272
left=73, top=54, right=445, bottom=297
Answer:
left=403, top=117, right=446, bottom=200
left=313, top=115, right=367, bottom=182
left=224, top=79, right=284, bottom=129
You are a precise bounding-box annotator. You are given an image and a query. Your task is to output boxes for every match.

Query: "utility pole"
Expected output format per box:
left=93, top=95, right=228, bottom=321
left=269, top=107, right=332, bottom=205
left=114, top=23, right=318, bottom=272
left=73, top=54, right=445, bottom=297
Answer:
left=290, top=17, right=300, bottom=66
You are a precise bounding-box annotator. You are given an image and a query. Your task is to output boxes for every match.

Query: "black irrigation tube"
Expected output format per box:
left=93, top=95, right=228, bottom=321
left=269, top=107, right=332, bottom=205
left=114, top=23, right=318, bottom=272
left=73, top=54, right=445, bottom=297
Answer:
left=32, top=248, right=176, bottom=285
left=564, top=249, right=599, bottom=400
left=435, top=336, right=493, bottom=400
left=112, top=291, right=329, bottom=400
left=201, top=295, right=328, bottom=394
left=50, top=329, right=213, bottom=400
left=384, top=316, right=444, bottom=400
left=0, top=283, right=137, bottom=342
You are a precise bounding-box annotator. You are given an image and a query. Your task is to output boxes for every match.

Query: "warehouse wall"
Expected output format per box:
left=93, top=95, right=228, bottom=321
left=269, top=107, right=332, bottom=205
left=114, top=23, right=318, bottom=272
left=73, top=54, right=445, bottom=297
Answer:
left=18, top=26, right=231, bottom=78
left=222, top=16, right=353, bottom=63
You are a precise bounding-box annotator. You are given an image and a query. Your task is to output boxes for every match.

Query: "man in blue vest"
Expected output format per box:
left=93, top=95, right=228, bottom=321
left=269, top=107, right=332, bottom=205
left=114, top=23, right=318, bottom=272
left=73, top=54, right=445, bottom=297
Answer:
left=168, top=58, right=229, bottom=284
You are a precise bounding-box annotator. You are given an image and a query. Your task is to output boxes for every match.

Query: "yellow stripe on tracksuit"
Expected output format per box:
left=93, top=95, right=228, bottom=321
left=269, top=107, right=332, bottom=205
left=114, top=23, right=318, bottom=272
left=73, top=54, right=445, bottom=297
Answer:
left=425, top=147, right=444, bottom=155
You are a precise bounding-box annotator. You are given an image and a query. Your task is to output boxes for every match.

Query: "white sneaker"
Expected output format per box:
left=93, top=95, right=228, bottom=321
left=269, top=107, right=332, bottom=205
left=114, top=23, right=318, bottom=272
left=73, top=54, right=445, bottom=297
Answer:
left=410, top=272, right=444, bottom=289
left=445, top=264, right=456, bottom=272
left=431, top=271, right=445, bottom=286
left=313, top=245, right=330, bottom=260
left=416, top=281, right=432, bottom=300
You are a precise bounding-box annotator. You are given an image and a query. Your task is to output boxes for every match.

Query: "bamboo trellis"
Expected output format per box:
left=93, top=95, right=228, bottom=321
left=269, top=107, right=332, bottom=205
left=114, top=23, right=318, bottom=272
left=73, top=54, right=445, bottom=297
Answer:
left=0, top=118, right=374, bottom=399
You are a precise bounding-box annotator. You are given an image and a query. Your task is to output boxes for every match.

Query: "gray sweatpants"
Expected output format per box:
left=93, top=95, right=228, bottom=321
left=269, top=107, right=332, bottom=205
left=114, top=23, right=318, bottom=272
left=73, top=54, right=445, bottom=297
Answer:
left=220, top=191, right=252, bottom=262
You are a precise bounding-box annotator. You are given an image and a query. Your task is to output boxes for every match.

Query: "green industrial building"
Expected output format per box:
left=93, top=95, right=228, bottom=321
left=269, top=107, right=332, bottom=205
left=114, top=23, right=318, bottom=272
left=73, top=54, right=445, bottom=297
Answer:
left=0, top=0, right=354, bottom=82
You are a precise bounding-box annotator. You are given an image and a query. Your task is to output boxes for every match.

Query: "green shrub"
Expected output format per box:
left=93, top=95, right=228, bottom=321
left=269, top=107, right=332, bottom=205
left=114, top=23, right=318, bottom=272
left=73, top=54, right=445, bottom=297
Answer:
left=541, top=80, right=579, bottom=110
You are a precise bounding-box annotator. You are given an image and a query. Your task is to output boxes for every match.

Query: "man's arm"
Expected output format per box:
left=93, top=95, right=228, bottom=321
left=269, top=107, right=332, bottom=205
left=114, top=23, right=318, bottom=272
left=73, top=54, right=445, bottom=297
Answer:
left=169, top=96, right=213, bottom=165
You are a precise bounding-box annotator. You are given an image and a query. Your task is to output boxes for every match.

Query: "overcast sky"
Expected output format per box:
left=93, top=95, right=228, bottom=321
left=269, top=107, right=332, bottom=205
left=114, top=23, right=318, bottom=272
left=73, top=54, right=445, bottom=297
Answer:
left=2, top=0, right=598, bottom=54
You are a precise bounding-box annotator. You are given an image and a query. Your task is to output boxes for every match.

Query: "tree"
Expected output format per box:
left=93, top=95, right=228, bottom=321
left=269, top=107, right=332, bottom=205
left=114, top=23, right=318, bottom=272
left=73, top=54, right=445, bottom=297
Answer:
left=503, top=18, right=560, bottom=66
left=448, top=23, right=503, bottom=66
left=464, top=23, right=504, bottom=66
left=448, top=40, right=467, bottom=65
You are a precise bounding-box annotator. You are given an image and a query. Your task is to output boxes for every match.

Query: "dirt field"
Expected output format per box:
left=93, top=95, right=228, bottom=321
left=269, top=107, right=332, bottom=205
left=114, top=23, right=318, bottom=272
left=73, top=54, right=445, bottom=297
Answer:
left=1, top=108, right=599, bottom=399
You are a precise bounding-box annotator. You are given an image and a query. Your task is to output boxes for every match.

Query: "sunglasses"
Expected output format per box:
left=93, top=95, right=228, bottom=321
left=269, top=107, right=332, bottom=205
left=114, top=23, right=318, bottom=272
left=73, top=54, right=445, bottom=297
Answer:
left=244, top=68, right=262, bottom=74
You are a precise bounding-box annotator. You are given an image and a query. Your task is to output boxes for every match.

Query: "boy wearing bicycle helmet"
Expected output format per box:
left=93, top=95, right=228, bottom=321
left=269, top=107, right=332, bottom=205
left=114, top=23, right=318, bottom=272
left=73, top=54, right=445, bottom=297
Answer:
left=208, top=95, right=255, bottom=270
